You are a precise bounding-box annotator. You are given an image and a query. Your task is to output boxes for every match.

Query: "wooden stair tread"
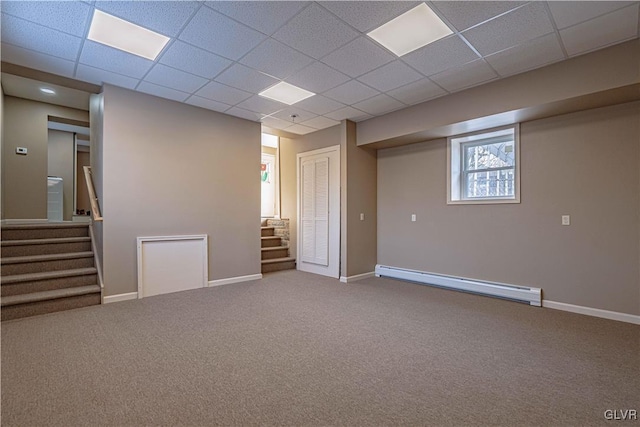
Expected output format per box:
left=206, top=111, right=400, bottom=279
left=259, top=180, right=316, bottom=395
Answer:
left=261, top=236, right=281, bottom=240
left=261, top=257, right=296, bottom=264
left=1, top=285, right=101, bottom=307
left=1, top=267, right=98, bottom=284
left=1, top=251, right=94, bottom=265
left=1, top=236, right=91, bottom=247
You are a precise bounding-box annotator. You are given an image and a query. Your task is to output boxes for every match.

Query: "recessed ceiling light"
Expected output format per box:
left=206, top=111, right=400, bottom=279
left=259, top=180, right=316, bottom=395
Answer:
left=40, top=88, right=56, bottom=95
left=259, top=82, right=315, bottom=105
left=367, top=3, right=453, bottom=57
left=88, top=9, right=170, bottom=60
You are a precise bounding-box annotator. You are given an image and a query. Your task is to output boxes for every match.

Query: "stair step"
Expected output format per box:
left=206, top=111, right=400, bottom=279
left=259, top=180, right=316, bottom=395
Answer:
left=1, top=284, right=101, bottom=307
left=261, top=257, right=296, bottom=265
left=1, top=251, right=94, bottom=265
left=1, top=268, right=98, bottom=296
left=261, top=246, right=289, bottom=260
left=1, top=223, right=89, bottom=240
left=1, top=267, right=98, bottom=284
left=1, top=252, right=95, bottom=276
left=261, top=226, right=275, bottom=237
left=261, top=236, right=282, bottom=248
left=1, top=237, right=92, bottom=257
left=261, top=257, right=296, bottom=273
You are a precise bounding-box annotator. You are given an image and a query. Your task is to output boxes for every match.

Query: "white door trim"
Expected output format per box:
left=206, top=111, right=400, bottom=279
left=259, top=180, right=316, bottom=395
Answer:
left=296, top=145, right=340, bottom=278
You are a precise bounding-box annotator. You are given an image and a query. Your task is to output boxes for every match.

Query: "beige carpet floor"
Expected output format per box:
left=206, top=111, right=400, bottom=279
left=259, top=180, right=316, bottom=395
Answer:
left=2, top=270, right=638, bottom=426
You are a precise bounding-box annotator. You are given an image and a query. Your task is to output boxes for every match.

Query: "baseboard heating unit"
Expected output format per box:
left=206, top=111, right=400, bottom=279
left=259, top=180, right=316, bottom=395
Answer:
left=375, top=265, right=542, bottom=306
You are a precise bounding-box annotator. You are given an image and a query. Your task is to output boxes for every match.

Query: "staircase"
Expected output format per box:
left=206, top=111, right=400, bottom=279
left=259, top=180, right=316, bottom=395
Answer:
left=1, top=222, right=101, bottom=321
left=261, top=219, right=295, bottom=273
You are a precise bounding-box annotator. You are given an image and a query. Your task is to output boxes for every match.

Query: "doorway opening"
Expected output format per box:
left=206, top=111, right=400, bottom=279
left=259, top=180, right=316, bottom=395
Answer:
left=261, top=133, right=280, bottom=219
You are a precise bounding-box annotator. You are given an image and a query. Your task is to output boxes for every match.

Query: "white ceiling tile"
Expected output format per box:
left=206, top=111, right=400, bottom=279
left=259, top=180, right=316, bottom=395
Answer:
left=260, top=115, right=295, bottom=130
left=1, top=14, right=82, bottom=61
left=186, top=96, right=232, bottom=113
left=76, top=64, right=139, bottom=89
left=159, top=40, right=232, bottom=80
left=215, top=64, right=279, bottom=94
left=462, top=2, right=555, bottom=56
left=179, top=7, right=266, bottom=60
left=319, top=1, right=420, bottom=32
left=300, top=116, right=341, bottom=130
left=207, top=1, right=310, bottom=35
left=137, top=81, right=189, bottom=102
left=273, top=3, right=359, bottom=60
left=271, top=107, right=316, bottom=123
left=293, top=95, right=345, bottom=115
left=195, top=81, right=253, bottom=105
left=286, top=61, right=350, bottom=94
left=321, top=37, right=395, bottom=78
left=387, top=78, right=447, bottom=105
left=560, top=4, right=639, bottom=57
left=239, top=39, right=314, bottom=80
left=144, top=64, right=208, bottom=94
left=548, top=1, right=635, bottom=29
left=357, top=60, right=423, bottom=92
left=352, top=94, right=405, bottom=115
left=286, top=124, right=317, bottom=135
left=402, top=35, right=478, bottom=76
left=94, top=1, right=200, bottom=37
left=225, top=107, right=264, bottom=122
left=1, top=43, right=76, bottom=78
left=485, top=33, right=565, bottom=77
left=80, top=40, right=153, bottom=79
left=323, top=80, right=379, bottom=105
left=325, top=106, right=371, bottom=121
left=432, top=1, right=527, bottom=32
left=430, top=59, right=498, bottom=93
left=236, top=95, right=287, bottom=115
left=1, top=1, right=92, bottom=37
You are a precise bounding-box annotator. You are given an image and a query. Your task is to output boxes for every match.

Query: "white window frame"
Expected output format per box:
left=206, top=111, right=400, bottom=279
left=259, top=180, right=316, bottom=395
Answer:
left=447, top=124, right=520, bottom=205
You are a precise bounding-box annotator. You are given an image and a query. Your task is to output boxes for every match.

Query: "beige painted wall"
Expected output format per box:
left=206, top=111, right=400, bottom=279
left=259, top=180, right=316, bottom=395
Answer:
left=101, top=85, right=261, bottom=296
left=377, top=102, right=640, bottom=315
left=1, top=82, right=5, bottom=219
left=2, top=96, right=88, bottom=219
left=280, top=125, right=341, bottom=265
left=47, top=129, right=74, bottom=221
left=343, top=120, right=377, bottom=277
left=76, top=150, right=90, bottom=213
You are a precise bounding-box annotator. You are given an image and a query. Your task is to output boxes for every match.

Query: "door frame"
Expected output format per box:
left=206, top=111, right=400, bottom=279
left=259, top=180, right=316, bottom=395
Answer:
left=296, top=145, right=340, bottom=278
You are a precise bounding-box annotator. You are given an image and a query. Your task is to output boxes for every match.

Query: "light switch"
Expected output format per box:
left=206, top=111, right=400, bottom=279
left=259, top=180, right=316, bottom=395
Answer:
left=16, top=147, right=27, bottom=155
left=411, top=214, right=417, bottom=222
left=562, top=215, right=570, bottom=226
left=360, top=213, right=365, bottom=221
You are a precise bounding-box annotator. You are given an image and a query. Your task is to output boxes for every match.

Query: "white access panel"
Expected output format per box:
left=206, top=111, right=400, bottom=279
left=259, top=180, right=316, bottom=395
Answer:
left=137, top=235, right=208, bottom=298
left=47, top=176, right=63, bottom=222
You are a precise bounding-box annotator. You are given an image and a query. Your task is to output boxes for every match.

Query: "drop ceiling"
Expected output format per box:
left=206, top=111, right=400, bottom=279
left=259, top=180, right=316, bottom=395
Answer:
left=1, top=1, right=638, bottom=135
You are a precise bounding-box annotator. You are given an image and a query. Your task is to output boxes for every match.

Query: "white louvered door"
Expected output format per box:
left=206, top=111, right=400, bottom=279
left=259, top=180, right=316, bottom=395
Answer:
left=297, top=146, right=340, bottom=278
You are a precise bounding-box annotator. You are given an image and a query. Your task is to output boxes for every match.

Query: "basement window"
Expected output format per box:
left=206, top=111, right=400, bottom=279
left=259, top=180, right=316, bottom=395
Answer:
left=447, top=125, right=520, bottom=204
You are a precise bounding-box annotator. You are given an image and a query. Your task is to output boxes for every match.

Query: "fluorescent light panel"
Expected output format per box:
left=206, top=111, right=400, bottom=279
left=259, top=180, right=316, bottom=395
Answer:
left=88, top=10, right=170, bottom=60
left=367, top=3, right=453, bottom=57
left=259, top=82, right=315, bottom=105
left=40, top=87, right=56, bottom=95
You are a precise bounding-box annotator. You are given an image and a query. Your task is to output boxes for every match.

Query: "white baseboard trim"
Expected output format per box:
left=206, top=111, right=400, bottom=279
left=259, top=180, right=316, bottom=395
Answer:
left=1, top=219, right=48, bottom=224
left=103, top=292, right=138, bottom=304
left=208, top=274, right=262, bottom=287
left=543, top=300, right=640, bottom=325
left=340, top=272, right=376, bottom=283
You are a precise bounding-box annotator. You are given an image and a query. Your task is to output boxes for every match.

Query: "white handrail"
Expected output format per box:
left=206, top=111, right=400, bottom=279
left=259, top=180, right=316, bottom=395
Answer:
left=83, top=166, right=103, bottom=221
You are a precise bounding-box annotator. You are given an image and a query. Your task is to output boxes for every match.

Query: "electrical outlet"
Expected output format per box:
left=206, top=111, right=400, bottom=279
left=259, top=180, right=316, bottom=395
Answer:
left=411, top=214, right=417, bottom=222
left=360, top=213, right=365, bottom=221
left=562, top=215, right=570, bottom=226
left=16, top=147, right=27, bottom=155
